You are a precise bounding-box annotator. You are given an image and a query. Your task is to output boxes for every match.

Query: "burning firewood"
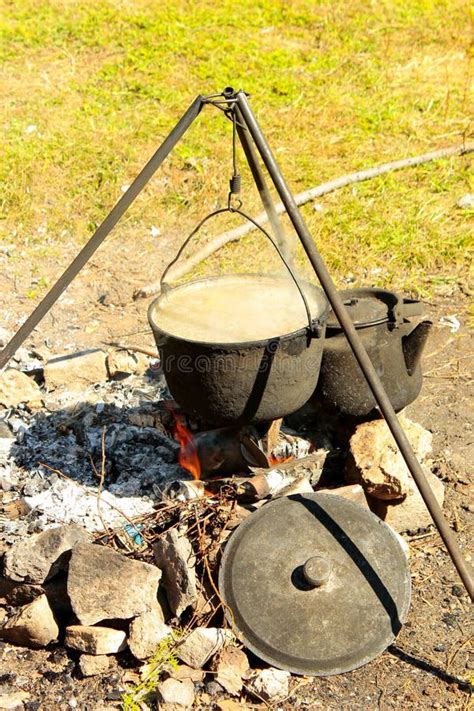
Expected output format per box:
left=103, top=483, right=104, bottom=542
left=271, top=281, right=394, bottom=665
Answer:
left=237, top=450, right=328, bottom=501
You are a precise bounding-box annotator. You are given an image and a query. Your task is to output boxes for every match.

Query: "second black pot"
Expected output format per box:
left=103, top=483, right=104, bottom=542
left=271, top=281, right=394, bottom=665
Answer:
left=313, top=288, right=432, bottom=417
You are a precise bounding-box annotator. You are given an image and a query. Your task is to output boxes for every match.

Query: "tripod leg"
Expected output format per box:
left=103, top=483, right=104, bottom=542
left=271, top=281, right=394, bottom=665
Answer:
left=234, top=106, right=294, bottom=267
left=236, top=90, right=474, bottom=600
left=0, top=95, right=204, bottom=371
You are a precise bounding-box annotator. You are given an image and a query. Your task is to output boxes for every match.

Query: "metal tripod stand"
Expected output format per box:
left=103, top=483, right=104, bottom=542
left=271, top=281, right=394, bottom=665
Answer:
left=0, top=87, right=472, bottom=599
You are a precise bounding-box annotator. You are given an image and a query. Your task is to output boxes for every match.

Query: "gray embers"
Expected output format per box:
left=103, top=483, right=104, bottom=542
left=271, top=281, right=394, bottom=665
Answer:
left=0, top=374, right=184, bottom=541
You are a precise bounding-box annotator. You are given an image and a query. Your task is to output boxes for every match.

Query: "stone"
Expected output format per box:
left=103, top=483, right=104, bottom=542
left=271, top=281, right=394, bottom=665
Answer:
left=65, top=625, right=127, bottom=655
left=216, top=701, right=245, bottom=711
left=176, top=627, right=230, bottom=668
left=167, top=665, right=204, bottom=683
left=0, top=575, right=71, bottom=622
left=345, top=416, right=433, bottom=500
left=0, top=326, right=13, bottom=348
left=78, top=654, right=111, bottom=677
left=42, top=573, right=73, bottom=621
left=0, top=594, right=58, bottom=648
left=205, top=681, right=223, bottom=696
left=316, top=484, right=369, bottom=509
left=370, top=469, right=445, bottom=533
left=247, top=668, right=290, bottom=701
left=3, top=524, right=90, bottom=584
left=456, top=192, right=474, bottom=209
left=0, top=691, right=29, bottom=710
left=106, top=350, right=148, bottom=379
left=0, top=579, right=42, bottom=606
left=67, top=543, right=161, bottom=625
left=153, top=529, right=198, bottom=616
left=155, top=678, right=195, bottom=708
left=0, top=423, right=14, bottom=465
left=43, top=349, right=108, bottom=391
left=211, top=646, right=249, bottom=696
left=128, top=610, right=172, bottom=660
left=0, top=369, right=42, bottom=409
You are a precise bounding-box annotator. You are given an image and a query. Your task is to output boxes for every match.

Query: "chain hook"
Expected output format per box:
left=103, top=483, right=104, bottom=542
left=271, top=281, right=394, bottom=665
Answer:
left=227, top=104, right=242, bottom=210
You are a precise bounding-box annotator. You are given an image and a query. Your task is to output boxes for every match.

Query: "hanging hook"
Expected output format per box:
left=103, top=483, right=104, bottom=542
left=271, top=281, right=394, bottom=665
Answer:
left=228, top=107, right=242, bottom=210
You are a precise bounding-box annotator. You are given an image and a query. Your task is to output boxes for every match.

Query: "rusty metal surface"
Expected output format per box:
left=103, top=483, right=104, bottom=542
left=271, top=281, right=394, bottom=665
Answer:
left=219, top=492, right=411, bottom=676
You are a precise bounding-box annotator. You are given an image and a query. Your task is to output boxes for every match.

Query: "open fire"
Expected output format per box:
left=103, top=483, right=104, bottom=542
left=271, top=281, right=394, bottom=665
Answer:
left=169, top=410, right=313, bottom=484
left=173, top=416, right=201, bottom=480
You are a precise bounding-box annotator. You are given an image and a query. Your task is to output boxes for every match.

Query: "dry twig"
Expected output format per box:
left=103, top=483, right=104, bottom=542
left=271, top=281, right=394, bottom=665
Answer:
left=88, top=427, right=112, bottom=539
left=103, top=342, right=160, bottom=359
left=447, top=636, right=473, bottom=672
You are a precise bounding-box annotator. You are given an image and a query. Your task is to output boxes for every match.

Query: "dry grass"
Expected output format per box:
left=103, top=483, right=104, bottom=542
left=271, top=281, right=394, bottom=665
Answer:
left=0, top=0, right=472, bottom=296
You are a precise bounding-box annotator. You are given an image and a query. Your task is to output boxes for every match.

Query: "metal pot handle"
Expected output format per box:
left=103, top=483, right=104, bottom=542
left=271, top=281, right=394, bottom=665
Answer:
left=160, top=206, right=320, bottom=336
left=391, top=297, right=424, bottom=324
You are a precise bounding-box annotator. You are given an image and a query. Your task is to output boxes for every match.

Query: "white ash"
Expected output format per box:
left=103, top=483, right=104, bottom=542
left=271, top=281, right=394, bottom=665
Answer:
left=0, top=372, right=190, bottom=542
left=23, top=478, right=156, bottom=532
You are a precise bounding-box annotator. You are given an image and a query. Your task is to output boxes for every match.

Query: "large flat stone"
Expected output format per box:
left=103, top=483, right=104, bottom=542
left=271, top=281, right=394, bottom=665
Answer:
left=44, top=349, right=108, bottom=391
left=0, top=369, right=42, bottom=409
left=345, top=416, right=433, bottom=500
left=371, top=468, right=445, bottom=533
left=0, top=594, right=58, bottom=648
left=67, top=543, right=161, bottom=625
left=3, top=524, right=90, bottom=584
left=65, top=625, right=127, bottom=655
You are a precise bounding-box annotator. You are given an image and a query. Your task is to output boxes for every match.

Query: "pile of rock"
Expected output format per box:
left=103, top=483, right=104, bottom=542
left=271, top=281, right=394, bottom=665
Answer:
left=0, top=346, right=151, bottom=410
left=0, top=522, right=293, bottom=708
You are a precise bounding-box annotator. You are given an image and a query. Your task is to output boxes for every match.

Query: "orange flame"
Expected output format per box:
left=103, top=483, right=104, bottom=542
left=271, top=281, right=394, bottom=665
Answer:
left=268, top=453, right=293, bottom=466
left=172, top=413, right=201, bottom=481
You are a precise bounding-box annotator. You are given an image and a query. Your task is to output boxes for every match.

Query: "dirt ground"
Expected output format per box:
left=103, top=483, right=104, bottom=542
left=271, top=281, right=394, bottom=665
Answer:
left=0, top=234, right=472, bottom=710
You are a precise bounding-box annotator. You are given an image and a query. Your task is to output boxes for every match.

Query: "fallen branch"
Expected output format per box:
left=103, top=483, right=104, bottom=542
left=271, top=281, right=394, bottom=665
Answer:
left=134, top=142, right=473, bottom=299
left=103, top=342, right=160, bottom=359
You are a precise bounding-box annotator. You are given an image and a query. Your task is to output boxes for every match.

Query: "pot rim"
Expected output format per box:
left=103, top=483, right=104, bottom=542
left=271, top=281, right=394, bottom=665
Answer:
left=147, top=273, right=330, bottom=349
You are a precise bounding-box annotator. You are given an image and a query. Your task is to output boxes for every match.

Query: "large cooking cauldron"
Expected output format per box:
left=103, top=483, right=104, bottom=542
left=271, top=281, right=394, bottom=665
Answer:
left=148, top=273, right=329, bottom=426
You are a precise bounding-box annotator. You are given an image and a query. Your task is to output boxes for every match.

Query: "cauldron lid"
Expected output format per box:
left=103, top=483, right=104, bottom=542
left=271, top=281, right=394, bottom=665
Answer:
left=219, top=492, right=411, bottom=676
left=326, top=287, right=400, bottom=330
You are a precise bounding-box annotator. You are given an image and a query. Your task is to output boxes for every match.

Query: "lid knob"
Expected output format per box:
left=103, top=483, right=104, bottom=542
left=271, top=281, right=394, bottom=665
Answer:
left=303, top=555, right=331, bottom=588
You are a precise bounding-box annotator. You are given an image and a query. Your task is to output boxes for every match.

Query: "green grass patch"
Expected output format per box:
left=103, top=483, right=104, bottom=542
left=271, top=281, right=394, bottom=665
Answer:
left=0, top=0, right=472, bottom=291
